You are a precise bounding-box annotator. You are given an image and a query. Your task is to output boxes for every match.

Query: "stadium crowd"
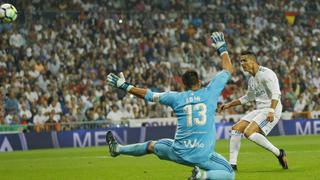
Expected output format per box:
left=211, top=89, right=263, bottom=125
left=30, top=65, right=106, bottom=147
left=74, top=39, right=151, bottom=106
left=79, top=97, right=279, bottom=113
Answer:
left=0, top=0, right=319, bottom=131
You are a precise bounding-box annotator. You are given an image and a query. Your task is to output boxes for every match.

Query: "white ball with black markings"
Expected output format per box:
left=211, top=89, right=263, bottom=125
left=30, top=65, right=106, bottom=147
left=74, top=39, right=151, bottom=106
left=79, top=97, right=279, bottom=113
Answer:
left=0, top=3, right=18, bottom=23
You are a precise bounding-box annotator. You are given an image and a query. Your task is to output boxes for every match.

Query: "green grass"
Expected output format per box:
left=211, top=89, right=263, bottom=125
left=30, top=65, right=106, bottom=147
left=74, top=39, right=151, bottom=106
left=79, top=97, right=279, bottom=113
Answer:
left=1, top=135, right=320, bottom=180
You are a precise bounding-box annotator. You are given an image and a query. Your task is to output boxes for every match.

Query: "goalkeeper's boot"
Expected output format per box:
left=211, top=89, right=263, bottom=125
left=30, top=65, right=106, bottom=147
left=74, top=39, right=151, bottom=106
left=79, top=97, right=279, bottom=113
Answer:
left=231, top=164, right=238, bottom=171
left=106, top=131, right=119, bottom=157
left=188, top=166, right=201, bottom=180
left=277, top=149, right=288, bottom=169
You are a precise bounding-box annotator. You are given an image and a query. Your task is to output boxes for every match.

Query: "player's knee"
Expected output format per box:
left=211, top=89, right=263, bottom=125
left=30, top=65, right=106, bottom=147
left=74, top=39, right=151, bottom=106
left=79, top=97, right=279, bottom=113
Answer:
left=231, top=125, right=241, bottom=132
left=230, top=129, right=242, bottom=137
left=232, top=126, right=245, bottom=136
left=243, top=128, right=253, bottom=138
left=147, top=141, right=156, bottom=153
left=231, top=121, right=247, bottom=133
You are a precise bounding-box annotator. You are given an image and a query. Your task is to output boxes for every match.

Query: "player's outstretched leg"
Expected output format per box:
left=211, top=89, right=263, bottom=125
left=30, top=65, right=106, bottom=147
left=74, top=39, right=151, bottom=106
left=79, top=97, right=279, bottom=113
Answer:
left=247, top=132, right=289, bottom=169
left=106, top=131, right=119, bottom=157
left=244, top=122, right=289, bottom=169
left=188, top=166, right=234, bottom=180
left=189, top=153, right=234, bottom=180
left=229, top=130, right=242, bottom=171
left=106, top=131, right=152, bottom=157
left=229, top=120, right=249, bottom=171
left=277, top=149, right=288, bottom=169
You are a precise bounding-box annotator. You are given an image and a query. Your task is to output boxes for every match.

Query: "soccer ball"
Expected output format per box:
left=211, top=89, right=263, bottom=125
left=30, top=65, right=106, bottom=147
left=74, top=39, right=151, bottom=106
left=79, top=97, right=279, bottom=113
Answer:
left=0, top=3, right=17, bottom=23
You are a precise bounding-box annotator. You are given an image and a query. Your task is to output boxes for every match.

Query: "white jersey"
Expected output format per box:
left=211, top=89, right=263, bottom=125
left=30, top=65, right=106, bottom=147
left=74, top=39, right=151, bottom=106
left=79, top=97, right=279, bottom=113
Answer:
left=239, top=66, right=282, bottom=109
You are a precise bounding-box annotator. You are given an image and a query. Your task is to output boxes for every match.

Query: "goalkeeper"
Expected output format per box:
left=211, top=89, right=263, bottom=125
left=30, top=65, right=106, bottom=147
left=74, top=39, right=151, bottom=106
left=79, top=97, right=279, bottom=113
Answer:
left=106, top=32, right=235, bottom=180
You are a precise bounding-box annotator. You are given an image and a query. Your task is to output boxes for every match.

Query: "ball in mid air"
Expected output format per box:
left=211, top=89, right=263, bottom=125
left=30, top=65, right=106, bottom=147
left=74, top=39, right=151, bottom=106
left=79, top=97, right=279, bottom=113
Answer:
left=0, top=3, right=18, bottom=23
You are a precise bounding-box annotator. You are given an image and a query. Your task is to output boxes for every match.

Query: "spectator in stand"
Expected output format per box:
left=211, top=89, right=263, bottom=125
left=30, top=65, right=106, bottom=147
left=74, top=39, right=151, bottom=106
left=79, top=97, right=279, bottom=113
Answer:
left=20, top=114, right=28, bottom=126
left=0, top=0, right=318, bottom=130
left=48, top=96, right=62, bottom=122
left=9, top=29, right=26, bottom=48
left=5, top=112, right=19, bottom=125
left=4, top=91, right=19, bottom=115
left=19, top=104, right=32, bottom=121
left=283, top=98, right=294, bottom=112
left=60, top=115, right=71, bottom=131
left=0, top=90, right=4, bottom=125
left=294, top=94, right=307, bottom=113
left=44, top=111, right=61, bottom=132
left=24, top=85, right=40, bottom=104
left=33, top=110, right=48, bottom=133
left=121, top=105, right=134, bottom=120
left=314, top=95, right=320, bottom=111
left=106, top=104, right=123, bottom=125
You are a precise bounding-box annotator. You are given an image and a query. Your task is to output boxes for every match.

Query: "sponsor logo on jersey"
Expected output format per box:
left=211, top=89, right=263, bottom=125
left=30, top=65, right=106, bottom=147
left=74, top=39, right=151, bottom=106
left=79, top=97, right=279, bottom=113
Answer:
left=183, top=139, right=204, bottom=148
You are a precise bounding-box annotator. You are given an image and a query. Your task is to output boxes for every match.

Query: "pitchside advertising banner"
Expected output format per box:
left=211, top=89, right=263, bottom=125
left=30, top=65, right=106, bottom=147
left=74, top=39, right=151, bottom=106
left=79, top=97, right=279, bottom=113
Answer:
left=1, top=119, right=320, bottom=152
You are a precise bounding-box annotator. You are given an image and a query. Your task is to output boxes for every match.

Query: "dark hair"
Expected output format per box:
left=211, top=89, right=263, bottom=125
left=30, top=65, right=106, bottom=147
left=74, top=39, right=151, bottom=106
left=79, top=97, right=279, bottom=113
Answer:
left=240, top=51, right=257, bottom=60
left=182, top=70, right=199, bottom=90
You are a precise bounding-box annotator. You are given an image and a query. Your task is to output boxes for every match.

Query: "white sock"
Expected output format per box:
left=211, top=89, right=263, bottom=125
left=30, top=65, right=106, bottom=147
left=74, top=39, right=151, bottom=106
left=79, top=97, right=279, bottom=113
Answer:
left=200, top=169, right=207, bottom=179
left=229, top=130, right=242, bottom=165
left=248, top=133, right=280, bottom=156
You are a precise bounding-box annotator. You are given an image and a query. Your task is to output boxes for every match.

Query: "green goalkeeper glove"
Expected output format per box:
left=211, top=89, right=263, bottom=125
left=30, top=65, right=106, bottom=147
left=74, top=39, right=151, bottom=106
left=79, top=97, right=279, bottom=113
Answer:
left=211, top=32, right=228, bottom=56
left=107, top=72, right=134, bottom=91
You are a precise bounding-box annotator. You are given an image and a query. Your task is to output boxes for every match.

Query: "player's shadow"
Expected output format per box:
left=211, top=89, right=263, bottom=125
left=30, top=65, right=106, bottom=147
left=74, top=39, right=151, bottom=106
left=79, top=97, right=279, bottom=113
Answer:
left=240, top=169, right=293, bottom=173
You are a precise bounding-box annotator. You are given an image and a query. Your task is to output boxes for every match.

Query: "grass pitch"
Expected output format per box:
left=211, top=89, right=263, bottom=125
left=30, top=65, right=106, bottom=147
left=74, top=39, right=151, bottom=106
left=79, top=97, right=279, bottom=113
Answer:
left=0, top=135, right=319, bottom=180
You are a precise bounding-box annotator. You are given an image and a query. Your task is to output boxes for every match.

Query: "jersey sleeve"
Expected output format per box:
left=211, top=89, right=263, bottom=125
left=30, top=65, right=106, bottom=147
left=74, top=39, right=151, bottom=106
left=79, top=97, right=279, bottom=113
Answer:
left=144, top=89, right=177, bottom=107
left=263, top=70, right=281, bottom=100
left=207, top=70, right=231, bottom=95
left=239, top=78, right=255, bottom=104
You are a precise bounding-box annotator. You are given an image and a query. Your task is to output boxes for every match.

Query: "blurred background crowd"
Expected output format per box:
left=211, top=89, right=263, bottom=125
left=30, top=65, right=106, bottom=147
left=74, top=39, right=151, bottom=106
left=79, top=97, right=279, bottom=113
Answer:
left=0, top=0, right=319, bottom=131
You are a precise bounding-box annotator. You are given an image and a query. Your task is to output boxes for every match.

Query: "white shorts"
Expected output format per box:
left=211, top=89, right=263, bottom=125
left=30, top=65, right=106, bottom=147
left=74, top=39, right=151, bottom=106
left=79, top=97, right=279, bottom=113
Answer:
left=241, top=108, right=281, bottom=135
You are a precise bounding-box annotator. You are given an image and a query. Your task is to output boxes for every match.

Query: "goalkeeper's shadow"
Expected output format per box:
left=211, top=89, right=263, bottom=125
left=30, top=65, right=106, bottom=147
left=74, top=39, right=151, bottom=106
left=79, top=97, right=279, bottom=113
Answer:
left=239, top=168, right=293, bottom=173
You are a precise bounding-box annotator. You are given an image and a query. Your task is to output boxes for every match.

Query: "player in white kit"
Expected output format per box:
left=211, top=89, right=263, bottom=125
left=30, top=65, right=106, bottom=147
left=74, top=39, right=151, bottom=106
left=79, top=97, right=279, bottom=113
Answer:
left=218, top=51, right=288, bottom=171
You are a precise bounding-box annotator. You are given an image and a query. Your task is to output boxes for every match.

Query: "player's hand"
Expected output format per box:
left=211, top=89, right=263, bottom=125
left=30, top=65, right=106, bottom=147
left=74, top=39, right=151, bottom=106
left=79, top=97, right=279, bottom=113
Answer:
left=266, top=111, right=274, bottom=122
left=217, top=104, right=225, bottom=113
left=211, top=32, right=228, bottom=56
left=218, top=103, right=229, bottom=113
left=107, top=72, right=133, bottom=91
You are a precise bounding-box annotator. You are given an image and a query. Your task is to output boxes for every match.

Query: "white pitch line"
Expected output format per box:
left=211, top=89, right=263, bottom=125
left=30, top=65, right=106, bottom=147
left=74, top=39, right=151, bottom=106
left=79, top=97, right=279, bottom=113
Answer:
left=94, top=155, right=136, bottom=158
left=0, top=155, right=134, bottom=162
left=219, top=150, right=320, bottom=155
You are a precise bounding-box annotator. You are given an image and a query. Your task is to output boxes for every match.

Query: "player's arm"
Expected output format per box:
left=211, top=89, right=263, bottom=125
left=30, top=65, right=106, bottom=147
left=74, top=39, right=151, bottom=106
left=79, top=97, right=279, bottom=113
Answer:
left=218, top=99, right=241, bottom=112
left=106, top=72, right=176, bottom=106
left=106, top=72, right=147, bottom=98
left=264, top=71, right=281, bottom=122
left=218, top=89, right=255, bottom=112
left=269, top=99, right=279, bottom=110
left=218, top=95, right=249, bottom=112
left=128, top=87, right=147, bottom=99
left=211, top=32, right=233, bottom=74
left=206, top=32, right=234, bottom=97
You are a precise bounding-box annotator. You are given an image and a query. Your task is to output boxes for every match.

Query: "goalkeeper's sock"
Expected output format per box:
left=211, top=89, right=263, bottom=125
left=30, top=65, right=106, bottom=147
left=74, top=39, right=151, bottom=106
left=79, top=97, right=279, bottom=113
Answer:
left=248, top=133, right=280, bottom=156
left=117, top=141, right=151, bottom=156
left=229, top=130, right=242, bottom=165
